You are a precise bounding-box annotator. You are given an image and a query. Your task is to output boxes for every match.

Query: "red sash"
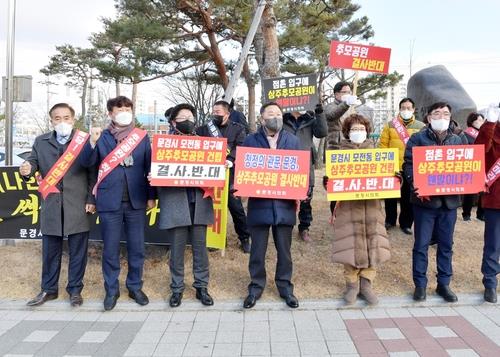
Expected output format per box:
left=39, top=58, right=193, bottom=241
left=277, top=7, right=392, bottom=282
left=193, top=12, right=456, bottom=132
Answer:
left=486, top=157, right=500, bottom=188
left=464, top=127, right=479, bottom=139
left=391, top=117, right=411, bottom=145
left=92, top=128, right=147, bottom=196
left=37, top=130, right=90, bottom=199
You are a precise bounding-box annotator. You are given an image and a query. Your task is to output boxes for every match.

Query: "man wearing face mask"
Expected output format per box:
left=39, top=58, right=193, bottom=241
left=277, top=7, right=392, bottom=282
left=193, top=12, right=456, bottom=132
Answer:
left=475, top=104, right=500, bottom=303
left=79, top=96, right=156, bottom=311
left=403, top=102, right=463, bottom=303
left=196, top=100, right=251, bottom=253
left=20, top=103, right=96, bottom=307
left=379, top=98, right=424, bottom=235
left=241, top=102, right=301, bottom=309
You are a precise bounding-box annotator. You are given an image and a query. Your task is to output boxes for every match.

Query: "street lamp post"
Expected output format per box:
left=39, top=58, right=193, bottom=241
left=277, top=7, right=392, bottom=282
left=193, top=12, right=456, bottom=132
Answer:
left=4, top=0, right=16, bottom=165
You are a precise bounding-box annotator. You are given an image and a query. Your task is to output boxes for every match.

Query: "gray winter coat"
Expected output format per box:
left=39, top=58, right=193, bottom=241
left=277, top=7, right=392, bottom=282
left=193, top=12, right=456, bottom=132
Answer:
left=282, top=111, right=327, bottom=186
left=157, top=187, right=214, bottom=230
left=25, top=130, right=96, bottom=236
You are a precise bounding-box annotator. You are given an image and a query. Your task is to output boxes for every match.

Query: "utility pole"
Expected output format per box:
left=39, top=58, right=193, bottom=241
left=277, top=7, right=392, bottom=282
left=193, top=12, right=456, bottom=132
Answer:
left=223, top=0, right=266, bottom=103
left=4, top=0, right=16, bottom=165
left=409, top=38, right=416, bottom=77
left=39, top=75, right=57, bottom=129
left=153, top=100, right=158, bottom=134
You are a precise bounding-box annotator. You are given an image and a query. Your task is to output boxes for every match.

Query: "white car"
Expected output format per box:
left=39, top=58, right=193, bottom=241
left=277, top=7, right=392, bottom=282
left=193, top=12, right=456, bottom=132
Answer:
left=0, top=147, right=32, bottom=166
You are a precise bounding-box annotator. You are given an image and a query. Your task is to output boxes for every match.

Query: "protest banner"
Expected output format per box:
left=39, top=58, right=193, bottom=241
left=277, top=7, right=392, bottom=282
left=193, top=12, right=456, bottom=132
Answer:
left=325, top=148, right=400, bottom=201
left=262, top=74, right=318, bottom=112
left=150, top=135, right=227, bottom=188
left=329, top=40, right=391, bottom=74
left=412, top=145, right=485, bottom=196
left=0, top=166, right=228, bottom=248
left=206, top=170, right=230, bottom=250
left=234, top=147, right=310, bottom=200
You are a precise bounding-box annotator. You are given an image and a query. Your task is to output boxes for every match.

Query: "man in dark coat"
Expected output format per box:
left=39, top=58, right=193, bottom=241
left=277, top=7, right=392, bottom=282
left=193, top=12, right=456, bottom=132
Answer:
left=241, top=102, right=301, bottom=309
left=196, top=100, right=251, bottom=253
left=403, top=102, right=464, bottom=303
left=282, top=105, right=327, bottom=241
left=20, top=103, right=96, bottom=307
left=79, top=96, right=156, bottom=311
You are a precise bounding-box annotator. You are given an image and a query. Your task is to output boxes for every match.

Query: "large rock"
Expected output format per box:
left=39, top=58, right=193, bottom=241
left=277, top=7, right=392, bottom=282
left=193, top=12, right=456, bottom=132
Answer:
left=407, top=65, right=476, bottom=127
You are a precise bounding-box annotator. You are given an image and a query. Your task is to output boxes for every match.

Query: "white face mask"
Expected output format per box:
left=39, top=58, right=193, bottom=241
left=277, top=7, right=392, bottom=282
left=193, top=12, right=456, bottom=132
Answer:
left=114, top=111, right=133, bottom=126
left=54, top=122, right=73, bottom=137
left=400, top=110, right=414, bottom=120
left=349, top=131, right=367, bottom=144
left=430, top=119, right=450, bottom=132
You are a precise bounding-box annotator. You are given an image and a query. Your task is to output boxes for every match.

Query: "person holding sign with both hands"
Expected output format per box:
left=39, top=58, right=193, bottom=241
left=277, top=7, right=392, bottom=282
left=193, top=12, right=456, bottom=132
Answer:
left=475, top=104, right=500, bottom=303
left=79, top=96, right=156, bottom=311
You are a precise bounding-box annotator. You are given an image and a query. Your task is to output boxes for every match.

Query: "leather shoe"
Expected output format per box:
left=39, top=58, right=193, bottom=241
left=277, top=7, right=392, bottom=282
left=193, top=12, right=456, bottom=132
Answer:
left=243, top=294, right=257, bottom=309
left=484, top=288, right=497, bottom=303
left=240, top=238, right=251, bottom=254
left=27, top=291, right=58, bottom=306
left=413, top=287, right=426, bottom=301
left=169, top=292, right=183, bottom=308
left=281, top=294, right=299, bottom=308
left=70, top=293, right=83, bottom=307
left=401, top=227, right=413, bottom=235
left=103, top=294, right=119, bottom=311
left=436, top=284, right=458, bottom=303
left=196, top=288, right=214, bottom=306
left=129, top=289, right=149, bottom=306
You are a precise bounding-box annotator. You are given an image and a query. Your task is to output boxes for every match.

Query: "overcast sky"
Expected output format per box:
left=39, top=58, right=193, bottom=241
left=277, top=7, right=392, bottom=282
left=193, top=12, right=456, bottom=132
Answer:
left=1, top=0, right=499, bottom=115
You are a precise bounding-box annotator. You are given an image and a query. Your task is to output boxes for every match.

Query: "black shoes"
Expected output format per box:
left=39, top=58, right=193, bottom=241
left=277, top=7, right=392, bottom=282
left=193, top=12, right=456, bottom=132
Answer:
left=240, top=238, right=251, bottom=254
left=281, top=294, right=299, bottom=308
left=129, top=289, right=149, bottom=306
left=484, top=288, right=497, bottom=303
left=385, top=223, right=395, bottom=230
left=27, top=291, right=58, bottom=306
left=70, top=293, right=83, bottom=307
left=413, top=287, right=426, bottom=302
left=401, top=227, right=413, bottom=235
left=169, top=292, right=183, bottom=308
left=243, top=294, right=257, bottom=309
left=436, top=284, right=458, bottom=303
left=196, top=288, right=214, bottom=306
left=103, top=294, right=119, bottom=311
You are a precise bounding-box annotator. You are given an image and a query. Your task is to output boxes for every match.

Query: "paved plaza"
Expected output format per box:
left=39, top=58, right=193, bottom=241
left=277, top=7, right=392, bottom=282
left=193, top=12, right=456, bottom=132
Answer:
left=0, top=294, right=499, bottom=356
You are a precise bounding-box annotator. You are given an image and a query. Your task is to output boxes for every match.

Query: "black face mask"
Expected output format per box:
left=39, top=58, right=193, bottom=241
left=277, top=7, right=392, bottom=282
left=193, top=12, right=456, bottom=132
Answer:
left=212, top=115, right=225, bottom=126
left=175, top=120, right=195, bottom=134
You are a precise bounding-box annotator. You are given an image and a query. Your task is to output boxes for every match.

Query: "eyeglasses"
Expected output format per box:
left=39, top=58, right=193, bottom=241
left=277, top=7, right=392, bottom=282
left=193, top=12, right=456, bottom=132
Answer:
left=350, top=128, right=366, bottom=132
left=175, top=117, right=195, bottom=121
left=430, top=111, right=451, bottom=118
left=339, top=90, right=352, bottom=95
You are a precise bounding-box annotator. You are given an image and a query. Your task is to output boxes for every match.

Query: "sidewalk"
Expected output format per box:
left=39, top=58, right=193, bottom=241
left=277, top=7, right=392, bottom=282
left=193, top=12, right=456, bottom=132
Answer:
left=0, top=294, right=499, bottom=357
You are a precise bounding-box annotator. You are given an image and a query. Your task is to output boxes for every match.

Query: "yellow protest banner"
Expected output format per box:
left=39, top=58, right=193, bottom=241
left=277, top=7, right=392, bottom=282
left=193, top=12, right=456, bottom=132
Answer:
left=206, top=169, right=229, bottom=249
left=325, top=148, right=400, bottom=201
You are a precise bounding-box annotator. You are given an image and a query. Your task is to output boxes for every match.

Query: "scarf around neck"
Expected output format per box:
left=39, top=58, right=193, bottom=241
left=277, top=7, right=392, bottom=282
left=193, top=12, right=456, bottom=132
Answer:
left=108, top=120, right=135, bottom=143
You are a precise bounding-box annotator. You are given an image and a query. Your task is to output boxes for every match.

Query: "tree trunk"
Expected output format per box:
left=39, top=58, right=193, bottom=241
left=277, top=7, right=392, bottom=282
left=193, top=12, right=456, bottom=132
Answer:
left=259, top=1, right=280, bottom=79
left=207, top=31, right=229, bottom=89
left=243, top=59, right=257, bottom=133
left=132, top=81, right=138, bottom=118
left=81, top=77, right=88, bottom=120
left=115, top=79, right=120, bottom=97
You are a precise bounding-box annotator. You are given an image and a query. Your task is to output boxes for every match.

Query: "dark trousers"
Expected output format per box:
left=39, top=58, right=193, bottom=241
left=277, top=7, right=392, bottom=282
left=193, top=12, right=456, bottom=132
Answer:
left=228, top=193, right=250, bottom=240
left=384, top=175, right=413, bottom=229
left=41, top=232, right=89, bottom=295
left=412, top=204, right=457, bottom=288
left=482, top=209, right=500, bottom=289
left=99, top=201, right=145, bottom=296
left=168, top=224, right=209, bottom=294
left=462, top=194, right=484, bottom=219
left=248, top=224, right=294, bottom=297
left=298, top=199, right=313, bottom=232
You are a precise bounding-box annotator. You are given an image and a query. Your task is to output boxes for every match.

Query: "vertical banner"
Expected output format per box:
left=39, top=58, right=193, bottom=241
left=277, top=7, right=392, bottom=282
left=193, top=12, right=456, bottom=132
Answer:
left=150, top=135, right=227, bottom=187
left=206, top=170, right=229, bottom=249
left=234, top=147, right=310, bottom=200
left=412, top=145, right=485, bottom=196
left=261, top=74, right=318, bottom=112
left=329, top=41, right=391, bottom=74
left=325, top=148, right=400, bottom=201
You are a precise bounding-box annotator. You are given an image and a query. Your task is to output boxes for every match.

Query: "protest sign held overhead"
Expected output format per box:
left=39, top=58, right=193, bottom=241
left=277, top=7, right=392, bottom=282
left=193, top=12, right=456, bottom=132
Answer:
left=329, top=40, right=391, bottom=74
left=262, top=74, right=318, bottom=112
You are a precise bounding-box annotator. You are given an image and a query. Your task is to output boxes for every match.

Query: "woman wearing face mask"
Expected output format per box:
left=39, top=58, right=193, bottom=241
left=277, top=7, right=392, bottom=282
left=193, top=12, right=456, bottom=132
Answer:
left=379, top=98, right=425, bottom=235
left=403, top=102, right=464, bottom=304
left=462, top=113, right=485, bottom=221
left=330, top=114, right=391, bottom=306
left=154, top=103, right=215, bottom=308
